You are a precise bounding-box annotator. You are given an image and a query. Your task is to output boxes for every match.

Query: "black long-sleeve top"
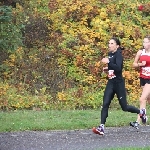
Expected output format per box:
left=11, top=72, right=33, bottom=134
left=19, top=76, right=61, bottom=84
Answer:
left=107, top=49, right=123, bottom=82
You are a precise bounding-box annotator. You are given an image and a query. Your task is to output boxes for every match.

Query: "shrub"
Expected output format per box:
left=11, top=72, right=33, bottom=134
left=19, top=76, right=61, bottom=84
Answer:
left=0, top=0, right=149, bottom=110
left=0, top=5, right=23, bottom=52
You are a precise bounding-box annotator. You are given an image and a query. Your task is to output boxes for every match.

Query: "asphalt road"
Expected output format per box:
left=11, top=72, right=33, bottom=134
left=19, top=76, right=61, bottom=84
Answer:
left=0, top=126, right=150, bottom=150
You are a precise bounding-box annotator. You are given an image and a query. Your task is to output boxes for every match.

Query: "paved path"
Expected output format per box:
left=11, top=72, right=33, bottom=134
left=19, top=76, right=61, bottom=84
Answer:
left=0, top=126, right=150, bottom=150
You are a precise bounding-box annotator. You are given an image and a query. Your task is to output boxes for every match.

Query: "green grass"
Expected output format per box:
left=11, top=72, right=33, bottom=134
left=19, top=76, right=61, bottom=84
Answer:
left=0, top=108, right=150, bottom=132
left=1, top=109, right=150, bottom=150
left=102, top=147, right=150, bottom=150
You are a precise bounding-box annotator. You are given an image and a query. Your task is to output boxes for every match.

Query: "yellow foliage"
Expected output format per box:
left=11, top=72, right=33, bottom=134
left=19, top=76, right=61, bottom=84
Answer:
left=57, top=91, right=67, bottom=101
left=1, top=0, right=150, bottom=110
left=83, top=75, right=96, bottom=84
left=99, top=11, right=108, bottom=19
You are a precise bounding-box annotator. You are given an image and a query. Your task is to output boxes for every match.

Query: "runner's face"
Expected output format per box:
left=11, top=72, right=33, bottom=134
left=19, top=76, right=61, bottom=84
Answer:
left=143, top=38, right=150, bottom=50
left=108, top=39, right=119, bottom=52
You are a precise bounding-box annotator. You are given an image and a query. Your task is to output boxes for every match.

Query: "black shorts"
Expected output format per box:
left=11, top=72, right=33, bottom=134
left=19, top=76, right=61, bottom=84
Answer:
left=140, top=77, right=150, bottom=86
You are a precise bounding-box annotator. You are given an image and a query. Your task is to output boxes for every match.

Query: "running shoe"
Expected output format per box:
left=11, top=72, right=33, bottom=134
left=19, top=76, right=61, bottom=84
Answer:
left=140, top=108, right=148, bottom=124
left=130, top=121, right=139, bottom=129
left=92, top=125, right=104, bottom=135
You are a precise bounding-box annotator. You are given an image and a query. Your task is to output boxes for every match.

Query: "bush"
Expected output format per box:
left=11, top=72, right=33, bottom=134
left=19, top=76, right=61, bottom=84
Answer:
left=0, top=0, right=149, bottom=110
left=0, top=5, right=23, bottom=52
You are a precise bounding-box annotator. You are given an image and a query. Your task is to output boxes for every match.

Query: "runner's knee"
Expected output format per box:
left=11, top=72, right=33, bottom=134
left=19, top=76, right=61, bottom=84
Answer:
left=139, top=97, right=146, bottom=104
left=121, top=106, right=128, bottom=111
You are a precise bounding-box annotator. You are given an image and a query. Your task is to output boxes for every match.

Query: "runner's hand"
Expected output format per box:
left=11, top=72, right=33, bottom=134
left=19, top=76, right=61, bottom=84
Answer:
left=141, top=61, right=146, bottom=66
left=101, top=58, right=109, bottom=64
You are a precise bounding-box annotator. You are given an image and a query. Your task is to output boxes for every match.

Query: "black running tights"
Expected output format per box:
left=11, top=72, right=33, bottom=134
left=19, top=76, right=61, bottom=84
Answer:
left=101, top=80, right=140, bottom=124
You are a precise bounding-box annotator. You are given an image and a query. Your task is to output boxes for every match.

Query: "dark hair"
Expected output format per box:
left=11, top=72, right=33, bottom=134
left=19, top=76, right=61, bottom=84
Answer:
left=111, top=37, right=124, bottom=50
left=111, top=37, right=121, bottom=46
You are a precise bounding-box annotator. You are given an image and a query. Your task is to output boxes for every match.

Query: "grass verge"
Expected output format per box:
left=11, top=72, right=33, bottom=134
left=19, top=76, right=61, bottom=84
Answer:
left=0, top=108, right=150, bottom=132
left=103, top=147, right=150, bottom=150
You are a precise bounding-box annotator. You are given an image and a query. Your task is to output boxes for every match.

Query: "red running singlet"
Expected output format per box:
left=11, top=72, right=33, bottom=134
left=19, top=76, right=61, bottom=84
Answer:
left=139, top=49, right=150, bottom=79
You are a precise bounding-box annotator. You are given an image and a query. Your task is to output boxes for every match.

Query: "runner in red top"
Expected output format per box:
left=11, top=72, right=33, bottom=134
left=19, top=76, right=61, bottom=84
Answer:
left=140, top=49, right=150, bottom=79
left=130, top=35, right=150, bottom=129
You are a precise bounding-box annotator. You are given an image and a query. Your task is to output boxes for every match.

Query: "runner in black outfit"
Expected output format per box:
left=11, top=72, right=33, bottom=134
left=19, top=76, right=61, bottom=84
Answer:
left=92, top=37, right=147, bottom=135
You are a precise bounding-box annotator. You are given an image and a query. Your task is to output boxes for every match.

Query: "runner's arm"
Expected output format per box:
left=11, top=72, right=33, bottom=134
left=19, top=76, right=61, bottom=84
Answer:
left=133, top=50, right=142, bottom=68
left=108, top=52, right=123, bottom=72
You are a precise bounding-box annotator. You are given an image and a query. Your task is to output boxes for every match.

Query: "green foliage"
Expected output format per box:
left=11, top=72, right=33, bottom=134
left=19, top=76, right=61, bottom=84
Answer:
left=0, top=6, right=12, bottom=22
left=0, top=0, right=150, bottom=110
left=57, top=85, right=105, bottom=109
left=0, top=6, right=23, bottom=52
left=0, top=81, right=53, bottom=110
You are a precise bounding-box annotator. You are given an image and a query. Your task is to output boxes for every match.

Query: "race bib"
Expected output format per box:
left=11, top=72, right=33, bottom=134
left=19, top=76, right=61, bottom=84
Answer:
left=141, top=67, right=150, bottom=76
left=108, top=70, right=116, bottom=79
